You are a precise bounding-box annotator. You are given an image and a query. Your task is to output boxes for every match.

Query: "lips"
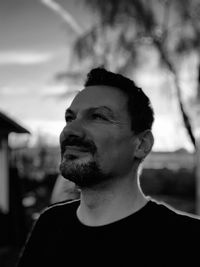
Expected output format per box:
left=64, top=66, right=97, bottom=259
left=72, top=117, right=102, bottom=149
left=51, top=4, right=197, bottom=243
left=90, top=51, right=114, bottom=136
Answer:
left=64, top=145, right=90, bottom=153
left=62, top=145, right=92, bottom=161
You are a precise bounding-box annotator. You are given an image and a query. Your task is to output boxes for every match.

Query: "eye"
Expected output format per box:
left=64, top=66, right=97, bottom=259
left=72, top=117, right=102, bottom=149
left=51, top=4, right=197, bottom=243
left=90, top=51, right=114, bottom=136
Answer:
left=92, top=113, right=108, bottom=121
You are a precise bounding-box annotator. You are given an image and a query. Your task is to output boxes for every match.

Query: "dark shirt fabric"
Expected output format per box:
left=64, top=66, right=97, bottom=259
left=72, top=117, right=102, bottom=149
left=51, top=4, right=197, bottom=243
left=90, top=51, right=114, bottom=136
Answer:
left=17, top=199, right=200, bottom=267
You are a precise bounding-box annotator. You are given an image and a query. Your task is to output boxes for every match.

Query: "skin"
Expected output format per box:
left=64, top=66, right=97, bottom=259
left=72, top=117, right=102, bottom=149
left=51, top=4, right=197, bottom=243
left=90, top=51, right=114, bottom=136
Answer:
left=60, top=85, right=154, bottom=226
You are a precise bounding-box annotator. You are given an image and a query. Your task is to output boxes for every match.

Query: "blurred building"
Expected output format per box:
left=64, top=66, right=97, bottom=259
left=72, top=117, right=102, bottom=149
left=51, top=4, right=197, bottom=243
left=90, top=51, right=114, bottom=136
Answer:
left=0, top=111, right=30, bottom=214
left=144, top=149, right=195, bottom=170
left=0, top=111, right=30, bottom=253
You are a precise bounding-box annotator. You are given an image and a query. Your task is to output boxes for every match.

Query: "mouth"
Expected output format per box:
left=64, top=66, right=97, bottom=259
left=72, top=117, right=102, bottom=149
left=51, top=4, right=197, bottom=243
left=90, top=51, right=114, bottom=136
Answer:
left=62, top=146, right=92, bottom=159
left=64, top=145, right=91, bottom=152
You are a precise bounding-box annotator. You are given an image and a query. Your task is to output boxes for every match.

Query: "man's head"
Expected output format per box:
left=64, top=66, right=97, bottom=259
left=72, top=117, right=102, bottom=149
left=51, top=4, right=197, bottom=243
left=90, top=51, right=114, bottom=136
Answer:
left=59, top=67, right=154, bottom=188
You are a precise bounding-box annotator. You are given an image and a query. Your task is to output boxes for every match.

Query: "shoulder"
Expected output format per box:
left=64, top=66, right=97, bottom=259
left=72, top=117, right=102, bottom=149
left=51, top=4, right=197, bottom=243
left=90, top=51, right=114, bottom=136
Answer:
left=35, top=199, right=80, bottom=225
left=43, top=199, right=80, bottom=216
left=148, top=198, right=200, bottom=226
left=144, top=199, right=200, bottom=264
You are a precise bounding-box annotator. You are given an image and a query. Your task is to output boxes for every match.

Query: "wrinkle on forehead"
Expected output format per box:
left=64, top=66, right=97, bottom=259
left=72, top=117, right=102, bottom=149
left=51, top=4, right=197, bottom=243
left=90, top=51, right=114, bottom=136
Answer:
left=70, top=85, right=129, bottom=118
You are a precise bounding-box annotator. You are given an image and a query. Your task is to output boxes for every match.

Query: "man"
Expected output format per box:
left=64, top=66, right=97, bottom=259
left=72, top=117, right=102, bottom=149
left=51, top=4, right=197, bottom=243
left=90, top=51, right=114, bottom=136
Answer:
left=17, top=68, right=200, bottom=266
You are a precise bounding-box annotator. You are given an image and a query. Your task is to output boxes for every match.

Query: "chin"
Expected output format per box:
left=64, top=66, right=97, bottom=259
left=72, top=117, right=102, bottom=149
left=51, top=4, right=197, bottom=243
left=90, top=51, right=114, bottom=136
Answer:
left=59, top=159, right=112, bottom=189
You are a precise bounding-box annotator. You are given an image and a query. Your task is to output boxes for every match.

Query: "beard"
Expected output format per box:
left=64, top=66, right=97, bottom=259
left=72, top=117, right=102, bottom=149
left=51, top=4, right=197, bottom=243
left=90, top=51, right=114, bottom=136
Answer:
left=59, top=158, right=112, bottom=188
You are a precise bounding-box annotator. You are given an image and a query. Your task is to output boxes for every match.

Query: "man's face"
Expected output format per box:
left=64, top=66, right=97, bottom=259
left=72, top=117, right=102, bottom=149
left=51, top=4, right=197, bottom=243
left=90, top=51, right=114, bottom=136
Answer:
left=59, top=85, right=136, bottom=188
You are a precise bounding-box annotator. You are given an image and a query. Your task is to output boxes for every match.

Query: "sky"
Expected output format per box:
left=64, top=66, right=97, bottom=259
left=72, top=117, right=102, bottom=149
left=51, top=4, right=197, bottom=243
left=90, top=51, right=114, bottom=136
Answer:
left=0, top=0, right=196, bottom=151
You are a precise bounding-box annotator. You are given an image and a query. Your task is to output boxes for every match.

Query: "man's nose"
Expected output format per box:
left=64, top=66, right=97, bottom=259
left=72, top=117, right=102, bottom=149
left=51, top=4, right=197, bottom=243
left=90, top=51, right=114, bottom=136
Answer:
left=60, top=119, right=86, bottom=142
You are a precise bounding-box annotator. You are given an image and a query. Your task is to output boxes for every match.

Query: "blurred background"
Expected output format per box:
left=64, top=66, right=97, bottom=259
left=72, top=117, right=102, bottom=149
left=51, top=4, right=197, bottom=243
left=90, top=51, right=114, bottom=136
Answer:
left=0, top=0, right=200, bottom=266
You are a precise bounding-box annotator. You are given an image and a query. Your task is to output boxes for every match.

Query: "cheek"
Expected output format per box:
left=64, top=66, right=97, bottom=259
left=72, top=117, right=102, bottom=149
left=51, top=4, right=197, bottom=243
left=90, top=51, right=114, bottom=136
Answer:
left=94, top=131, right=133, bottom=162
left=95, top=132, right=117, bottom=151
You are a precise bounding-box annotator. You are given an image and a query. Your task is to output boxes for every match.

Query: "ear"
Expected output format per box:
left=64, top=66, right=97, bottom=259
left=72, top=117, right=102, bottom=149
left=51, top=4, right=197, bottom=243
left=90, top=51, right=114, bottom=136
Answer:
left=133, top=130, right=154, bottom=160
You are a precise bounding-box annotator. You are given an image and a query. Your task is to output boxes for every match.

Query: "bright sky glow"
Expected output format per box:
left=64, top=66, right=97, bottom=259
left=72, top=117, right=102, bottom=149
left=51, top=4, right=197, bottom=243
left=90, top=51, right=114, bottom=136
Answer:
left=0, top=51, right=55, bottom=65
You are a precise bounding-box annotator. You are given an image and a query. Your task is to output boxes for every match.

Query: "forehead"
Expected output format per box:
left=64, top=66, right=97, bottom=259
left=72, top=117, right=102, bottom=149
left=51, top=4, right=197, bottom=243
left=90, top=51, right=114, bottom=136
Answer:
left=69, top=85, right=128, bottom=112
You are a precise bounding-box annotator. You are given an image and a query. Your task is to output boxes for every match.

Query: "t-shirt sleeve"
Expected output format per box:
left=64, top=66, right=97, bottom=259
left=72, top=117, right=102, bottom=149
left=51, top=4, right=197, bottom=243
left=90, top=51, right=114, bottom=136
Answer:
left=16, top=208, right=53, bottom=267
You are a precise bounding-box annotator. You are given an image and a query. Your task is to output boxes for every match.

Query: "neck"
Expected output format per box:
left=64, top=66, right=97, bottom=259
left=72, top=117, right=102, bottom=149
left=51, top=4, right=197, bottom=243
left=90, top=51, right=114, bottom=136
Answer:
left=76, top=174, right=148, bottom=226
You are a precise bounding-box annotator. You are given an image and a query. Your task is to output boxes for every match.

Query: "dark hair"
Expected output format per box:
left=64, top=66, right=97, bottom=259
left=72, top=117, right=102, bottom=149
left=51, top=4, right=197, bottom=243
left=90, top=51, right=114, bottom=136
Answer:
left=84, top=67, right=154, bottom=134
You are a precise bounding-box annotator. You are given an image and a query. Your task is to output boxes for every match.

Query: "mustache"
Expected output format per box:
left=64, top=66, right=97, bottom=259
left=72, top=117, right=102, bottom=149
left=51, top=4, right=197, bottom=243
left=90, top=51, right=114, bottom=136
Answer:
left=60, top=136, right=96, bottom=155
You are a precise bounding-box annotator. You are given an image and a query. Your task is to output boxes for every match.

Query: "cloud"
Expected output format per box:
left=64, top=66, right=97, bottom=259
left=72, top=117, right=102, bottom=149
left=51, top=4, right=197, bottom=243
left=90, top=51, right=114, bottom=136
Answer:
left=39, top=84, right=79, bottom=99
left=40, top=84, right=67, bottom=96
left=0, top=86, right=28, bottom=96
left=0, top=51, right=54, bottom=65
left=40, top=0, right=82, bottom=35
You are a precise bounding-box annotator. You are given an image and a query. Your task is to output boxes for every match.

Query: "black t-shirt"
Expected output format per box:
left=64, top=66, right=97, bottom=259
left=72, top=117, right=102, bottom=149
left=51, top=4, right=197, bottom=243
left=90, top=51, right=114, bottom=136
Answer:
left=17, top=200, right=200, bottom=266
